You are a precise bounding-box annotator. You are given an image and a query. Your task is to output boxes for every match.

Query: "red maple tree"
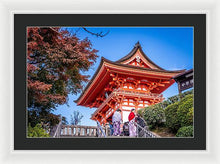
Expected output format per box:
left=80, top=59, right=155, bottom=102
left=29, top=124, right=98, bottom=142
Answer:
left=27, top=27, right=98, bottom=112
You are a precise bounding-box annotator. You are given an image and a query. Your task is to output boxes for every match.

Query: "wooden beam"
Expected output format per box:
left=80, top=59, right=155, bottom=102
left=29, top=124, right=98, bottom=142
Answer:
left=157, top=83, right=165, bottom=87
left=162, top=80, right=171, bottom=84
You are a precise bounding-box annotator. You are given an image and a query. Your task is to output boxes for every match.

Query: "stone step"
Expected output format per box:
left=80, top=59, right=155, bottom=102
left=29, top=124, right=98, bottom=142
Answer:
left=60, top=135, right=139, bottom=138
left=60, top=135, right=97, bottom=138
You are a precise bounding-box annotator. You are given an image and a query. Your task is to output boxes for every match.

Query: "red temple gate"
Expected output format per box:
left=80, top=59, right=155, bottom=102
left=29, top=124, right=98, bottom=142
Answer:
left=75, top=42, right=185, bottom=125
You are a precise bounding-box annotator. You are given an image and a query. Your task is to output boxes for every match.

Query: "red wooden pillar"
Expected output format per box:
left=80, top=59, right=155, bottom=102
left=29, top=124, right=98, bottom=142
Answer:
left=134, top=98, right=140, bottom=113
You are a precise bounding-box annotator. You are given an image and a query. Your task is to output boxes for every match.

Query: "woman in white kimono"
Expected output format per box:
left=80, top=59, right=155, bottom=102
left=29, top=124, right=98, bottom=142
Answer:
left=128, top=109, right=137, bottom=137
left=112, top=109, right=122, bottom=136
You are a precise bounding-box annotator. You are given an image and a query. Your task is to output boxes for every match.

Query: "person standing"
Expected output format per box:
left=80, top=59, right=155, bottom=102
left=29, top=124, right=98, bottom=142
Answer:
left=108, top=121, right=114, bottom=136
left=123, top=121, right=129, bottom=136
left=128, top=109, right=137, bottom=137
left=136, top=114, right=146, bottom=137
left=112, top=109, right=122, bottom=136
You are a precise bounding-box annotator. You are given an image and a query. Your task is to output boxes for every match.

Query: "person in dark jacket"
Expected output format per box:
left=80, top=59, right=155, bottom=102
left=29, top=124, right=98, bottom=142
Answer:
left=136, top=114, right=146, bottom=137
left=109, top=121, right=114, bottom=136
left=123, top=122, right=129, bottom=136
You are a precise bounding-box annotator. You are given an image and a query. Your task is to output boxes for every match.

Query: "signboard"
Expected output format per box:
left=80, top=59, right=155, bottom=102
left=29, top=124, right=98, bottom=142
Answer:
left=178, top=77, right=193, bottom=92
left=174, top=69, right=193, bottom=93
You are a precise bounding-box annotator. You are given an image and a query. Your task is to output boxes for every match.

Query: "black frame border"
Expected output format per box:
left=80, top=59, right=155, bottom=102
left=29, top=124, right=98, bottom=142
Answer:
left=14, top=14, right=206, bottom=150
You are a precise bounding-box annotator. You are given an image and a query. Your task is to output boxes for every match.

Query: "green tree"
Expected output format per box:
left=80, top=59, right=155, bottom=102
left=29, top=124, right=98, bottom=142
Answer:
left=28, top=110, right=60, bottom=127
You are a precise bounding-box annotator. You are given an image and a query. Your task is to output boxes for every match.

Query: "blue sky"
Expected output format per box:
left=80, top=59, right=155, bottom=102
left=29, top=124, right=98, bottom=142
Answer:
left=52, top=27, right=193, bottom=126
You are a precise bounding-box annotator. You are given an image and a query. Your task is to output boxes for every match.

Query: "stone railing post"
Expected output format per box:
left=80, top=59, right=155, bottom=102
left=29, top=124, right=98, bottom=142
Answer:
left=75, top=127, right=78, bottom=136
left=62, top=127, right=65, bottom=135
left=67, top=125, right=69, bottom=135
left=89, top=128, right=92, bottom=136
left=80, top=127, right=83, bottom=136
left=60, top=125, right=98, bottom=137
left=71, top=125, right=73, bottom=136
left=85, top=128, right=87, bottom=136
left=93, top=128, right=96, bottom=136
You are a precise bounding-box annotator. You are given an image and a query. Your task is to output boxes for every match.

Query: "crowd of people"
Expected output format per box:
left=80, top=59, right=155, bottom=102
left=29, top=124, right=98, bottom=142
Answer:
left=109, top=108, right=146, bottom=137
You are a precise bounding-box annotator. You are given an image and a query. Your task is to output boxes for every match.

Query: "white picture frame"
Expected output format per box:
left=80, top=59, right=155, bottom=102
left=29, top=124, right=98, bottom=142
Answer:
left=0, top=0, right=219, bottom=163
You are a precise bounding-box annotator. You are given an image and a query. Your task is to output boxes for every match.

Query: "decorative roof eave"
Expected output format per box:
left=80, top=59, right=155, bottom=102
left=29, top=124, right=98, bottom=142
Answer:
left=115, top=42, right=165, bottom=70
left=104, top=57, right=185, bottom=74
left=75, top=57, right=186, bottom=104
left=173, top=68, right=193, bottom=80
left=74, top=57, right=106, bottom=104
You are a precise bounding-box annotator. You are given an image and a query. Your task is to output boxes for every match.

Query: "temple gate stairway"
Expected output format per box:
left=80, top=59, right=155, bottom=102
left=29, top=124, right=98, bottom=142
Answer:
left=52, top=120, right=159, bottom=138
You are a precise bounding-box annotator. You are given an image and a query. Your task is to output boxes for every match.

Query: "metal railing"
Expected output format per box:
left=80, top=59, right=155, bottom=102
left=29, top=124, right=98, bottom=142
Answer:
left=53, top=120, right=62, bottom=138
left=135, top=122, right=158, bottom=138
left=134, top=116, right=159, bottom=138
left=96, top=121, right=107, bottom=138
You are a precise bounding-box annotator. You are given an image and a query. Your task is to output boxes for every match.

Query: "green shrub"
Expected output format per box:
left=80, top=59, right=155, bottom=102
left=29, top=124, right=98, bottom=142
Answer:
left=160, top=100, right=172, bottom=109
left=137, top=108, right=145, bottom=117
left=177, top=94, right=193, bottom=127
left=187, top=107, right=194, bottom=125
left=28, top=123, right=50, bottom=137
left=153, top=89, right=193, bottom=110
left=164, top=102, right=180, bottom=132
left=168, top=95, right=179, bottom=104
left=179, top=89, right=193, bottom=99
left=143, top=103, right=165, bottom=129
left=176, top=126, right=193, bottom=137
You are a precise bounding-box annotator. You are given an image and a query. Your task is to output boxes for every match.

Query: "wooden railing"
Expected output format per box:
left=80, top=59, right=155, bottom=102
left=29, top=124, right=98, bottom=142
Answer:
left=116, top=88, right=163, bottom=100
left=61, top=125, right=97, bottom=137
left=92, top=90, right=116, bottom=117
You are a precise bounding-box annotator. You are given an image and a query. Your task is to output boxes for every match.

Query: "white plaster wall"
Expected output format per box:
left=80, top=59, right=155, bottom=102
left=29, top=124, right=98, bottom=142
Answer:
left=122, top=106, right=134, bottom=110
left=121, top=106, right=134, bottom=122
left=122, top=111, right=130, bottom=123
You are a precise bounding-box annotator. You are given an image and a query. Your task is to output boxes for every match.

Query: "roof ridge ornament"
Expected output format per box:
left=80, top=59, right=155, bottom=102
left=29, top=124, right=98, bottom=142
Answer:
left=136, top=55, right=141, bottom=63
left=135, top=41, right=141, bottom=47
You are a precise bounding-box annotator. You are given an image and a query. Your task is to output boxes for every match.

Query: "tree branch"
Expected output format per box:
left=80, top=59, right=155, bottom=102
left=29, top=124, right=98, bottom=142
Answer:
left=82, top=27, right=109, bottom=37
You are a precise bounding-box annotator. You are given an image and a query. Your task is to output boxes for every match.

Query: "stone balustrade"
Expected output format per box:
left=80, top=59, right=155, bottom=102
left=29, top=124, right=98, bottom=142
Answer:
left=61, top=125, right=98, bottom=137
left=57, top=123, right=158, bottom=138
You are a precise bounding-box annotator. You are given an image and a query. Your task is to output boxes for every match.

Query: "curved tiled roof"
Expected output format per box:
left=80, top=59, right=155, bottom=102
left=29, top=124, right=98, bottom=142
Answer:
left=115, top=41, right=165, bottom=70
left=75, top=42, right=186, bottom=104
left=103, top=57, right=185, bottom=74
left=75, top=57, right=185, bottom=104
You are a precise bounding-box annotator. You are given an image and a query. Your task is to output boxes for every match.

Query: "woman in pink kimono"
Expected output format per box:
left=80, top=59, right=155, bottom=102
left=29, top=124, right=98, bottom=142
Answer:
left=128, top=109, right=137, bottom=137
